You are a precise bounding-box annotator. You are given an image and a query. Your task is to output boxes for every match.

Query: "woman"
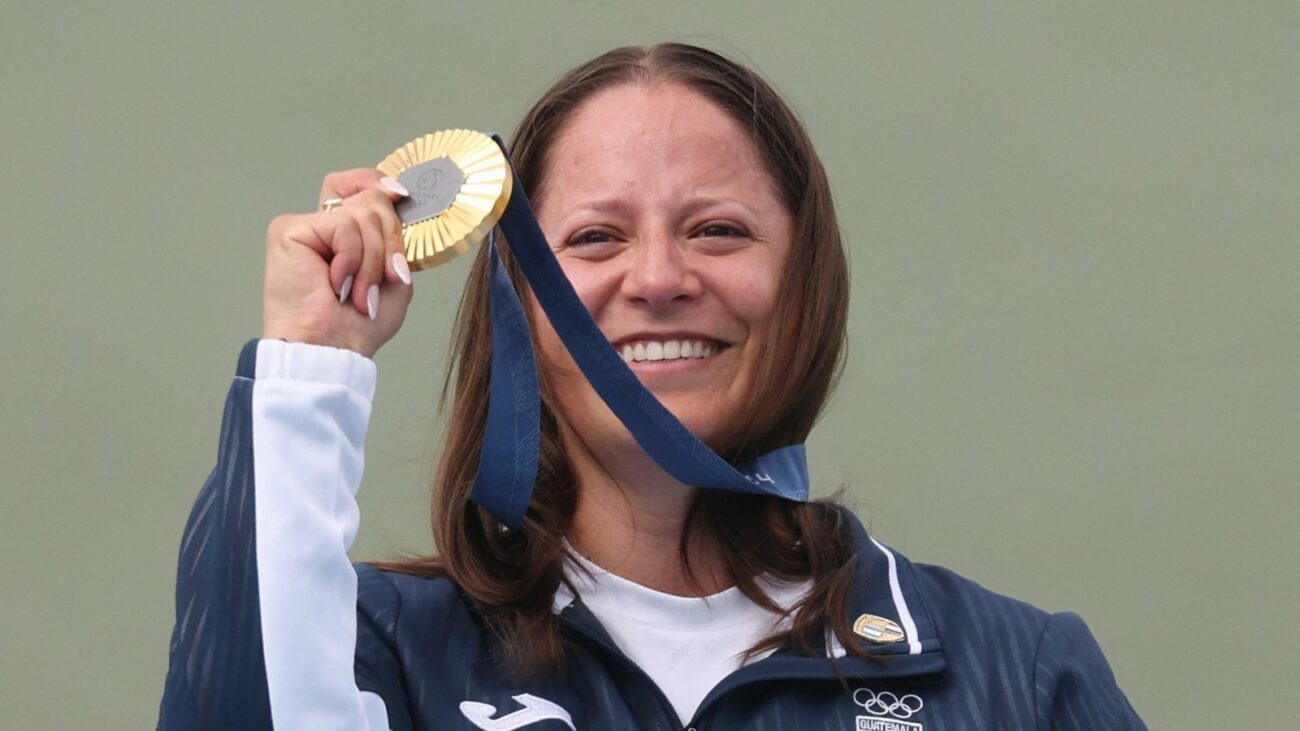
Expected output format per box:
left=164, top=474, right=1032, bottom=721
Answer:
left=159, top=44, right=1145, bottom=730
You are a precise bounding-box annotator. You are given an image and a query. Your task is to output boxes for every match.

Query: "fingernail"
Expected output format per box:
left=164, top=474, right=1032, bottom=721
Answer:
left=367, top=285, right=379, bottom=320
left=392, top=252, right=412, bottom=285
left=338, top=275, right=354, bottom=303
left=379, top=176, right=409, bottom=197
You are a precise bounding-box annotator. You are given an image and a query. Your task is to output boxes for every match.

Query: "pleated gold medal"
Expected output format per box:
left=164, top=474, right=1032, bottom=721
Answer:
left=377, top=129, right=512, bottom=271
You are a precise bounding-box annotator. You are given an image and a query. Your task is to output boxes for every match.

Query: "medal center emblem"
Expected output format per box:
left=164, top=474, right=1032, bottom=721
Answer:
left=395, top=156, right=466, bottom=225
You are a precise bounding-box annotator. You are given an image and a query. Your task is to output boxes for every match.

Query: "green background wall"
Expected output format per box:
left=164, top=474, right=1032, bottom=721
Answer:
left=3, top=2, right=1296, bottom=727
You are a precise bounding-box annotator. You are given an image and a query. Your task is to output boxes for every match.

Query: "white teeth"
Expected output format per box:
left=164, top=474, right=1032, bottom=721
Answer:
left=618, top=338, right=720, bottom=363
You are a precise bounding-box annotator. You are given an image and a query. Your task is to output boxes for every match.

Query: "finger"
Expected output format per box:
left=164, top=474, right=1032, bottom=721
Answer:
left=319, top=168, right=410, bottom=208
left=326, top=216, right=363, bottom=302
left=274, top=211, right=354, bottom=261
left=297, top=196, right=399, bottom=310
left=326, top=216, right=364, bottom=305
left=349, top=206, right=388, bottom=320
left=343, top=189, right=410, bottom=285
left=275, top=208, right=368, bottom=303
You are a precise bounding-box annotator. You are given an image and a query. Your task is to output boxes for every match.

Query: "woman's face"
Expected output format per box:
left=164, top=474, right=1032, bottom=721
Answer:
left=533, top=82, right=793, bottom=453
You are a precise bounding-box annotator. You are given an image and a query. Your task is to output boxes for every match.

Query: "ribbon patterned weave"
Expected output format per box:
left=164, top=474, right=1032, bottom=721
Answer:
left=469, top=236, right=542, bottom=526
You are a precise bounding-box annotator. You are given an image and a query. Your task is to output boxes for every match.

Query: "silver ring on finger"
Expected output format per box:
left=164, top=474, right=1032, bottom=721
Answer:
left=321, top=196, right=344, bottom=212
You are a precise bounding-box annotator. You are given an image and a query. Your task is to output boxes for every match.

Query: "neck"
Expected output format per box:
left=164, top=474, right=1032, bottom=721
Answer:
left=564, top=429, right=732, bottom=597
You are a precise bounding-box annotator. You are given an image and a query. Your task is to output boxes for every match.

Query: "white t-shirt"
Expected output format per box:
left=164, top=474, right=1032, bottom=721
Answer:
left=556, top=550, right=811, bottom=724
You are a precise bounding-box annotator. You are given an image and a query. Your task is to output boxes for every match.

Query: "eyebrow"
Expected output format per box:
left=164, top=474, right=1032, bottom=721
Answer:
left=565, top=196, right=759, bottom=220
left=568, top=199, right=637, bottom=218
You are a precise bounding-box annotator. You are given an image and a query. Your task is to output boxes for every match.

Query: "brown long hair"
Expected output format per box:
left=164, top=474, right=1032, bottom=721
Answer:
left=376, top=43, right=857, bottom=676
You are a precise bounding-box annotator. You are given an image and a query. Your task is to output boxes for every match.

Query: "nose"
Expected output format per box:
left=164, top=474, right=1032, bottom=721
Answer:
left=620, top=229, right=703, bottom=309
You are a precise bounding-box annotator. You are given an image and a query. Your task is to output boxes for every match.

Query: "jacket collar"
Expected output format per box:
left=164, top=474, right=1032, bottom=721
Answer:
left=729, top=507, right=947, bottom=684
left=552, top=507, right=946, bottom=684
left=840, top=507, right=944, bottom=661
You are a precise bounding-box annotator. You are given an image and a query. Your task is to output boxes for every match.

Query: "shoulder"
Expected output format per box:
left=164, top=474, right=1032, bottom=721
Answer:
left=910, top=561, right=1056, bottom=644
left=354, top=564, right=483, bottom=645
left=835, top=505, right=1065, bottom=653
left=909, top=561, right=1118, bottom=670
left=909, top=559, right=1114, bottom=670
left=839, top=507, right=1145, bottom=727
left=356, top=563, right=466, bottom=608
left=905, top=561, right=1145, bottom=728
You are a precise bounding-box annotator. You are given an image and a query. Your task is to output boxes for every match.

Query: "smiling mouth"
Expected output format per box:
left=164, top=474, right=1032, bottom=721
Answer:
left=616, top=338, right=726, bottom=364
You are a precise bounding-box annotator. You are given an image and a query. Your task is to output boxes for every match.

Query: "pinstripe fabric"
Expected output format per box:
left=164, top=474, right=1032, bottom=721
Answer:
left=899, top=566, right=1147, bottom=731
left=158, top=341, right=272, bottom=730
left=159, top=341, right=1146, bottom=730
left=1033, top=611, right=1139, bottom=730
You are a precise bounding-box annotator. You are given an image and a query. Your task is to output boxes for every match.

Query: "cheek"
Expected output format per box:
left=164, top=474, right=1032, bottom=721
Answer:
left=746, top=276, right=783, bottom=325
left=558, top=258, right=615, bottom=307
left=527, top=270, right=613, bottom=388
left=527, top=296, right=576, bottom=380
left=550, top=257, right=626, bottom=345
left=714, top=257, right=786, bottom=335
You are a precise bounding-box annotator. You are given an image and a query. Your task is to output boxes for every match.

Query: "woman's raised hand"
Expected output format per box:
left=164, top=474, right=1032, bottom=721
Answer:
left=262, top=169, right=415, bottom=358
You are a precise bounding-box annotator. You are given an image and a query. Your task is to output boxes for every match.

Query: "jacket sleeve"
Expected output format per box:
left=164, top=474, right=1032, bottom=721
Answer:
left=158, top=340, right=404, bottom=730
left=1033, top=611, right=1147, bottom=730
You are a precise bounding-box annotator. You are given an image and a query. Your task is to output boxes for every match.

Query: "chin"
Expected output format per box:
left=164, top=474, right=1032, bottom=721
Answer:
left=554, top=379, right=747, bottom=459
left=658, top=402, right=738, bottom=449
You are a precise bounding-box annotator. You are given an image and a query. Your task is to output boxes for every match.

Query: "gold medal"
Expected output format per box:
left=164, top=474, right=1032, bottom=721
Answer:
left=377, top=129, right=512, bottom=271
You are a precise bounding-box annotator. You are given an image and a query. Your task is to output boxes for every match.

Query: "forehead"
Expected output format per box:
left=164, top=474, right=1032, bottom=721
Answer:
left=541, top=82, right=779, bottom=208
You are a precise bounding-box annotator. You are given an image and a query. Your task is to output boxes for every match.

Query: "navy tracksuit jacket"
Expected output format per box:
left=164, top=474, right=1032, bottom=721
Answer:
left=158, top=341, right=1146, bottom=730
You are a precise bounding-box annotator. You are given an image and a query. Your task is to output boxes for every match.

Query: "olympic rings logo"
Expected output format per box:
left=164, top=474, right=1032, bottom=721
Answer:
left=853, top=688, right=924, bottom=719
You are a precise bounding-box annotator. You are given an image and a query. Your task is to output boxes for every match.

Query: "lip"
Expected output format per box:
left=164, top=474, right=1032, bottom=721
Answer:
left=609, top=331, right=732, bottom=369
left=610, top=331, right=731, bottom=349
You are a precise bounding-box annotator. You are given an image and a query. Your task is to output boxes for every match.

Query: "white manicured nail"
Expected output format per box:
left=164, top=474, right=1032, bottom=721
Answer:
left=367, top=285, right=379, bottom=320
left=380, top=176, right=409, bottom=197
left=338, top=275, right=353, bottom=303
left=392, top=253, right=412, bottom=285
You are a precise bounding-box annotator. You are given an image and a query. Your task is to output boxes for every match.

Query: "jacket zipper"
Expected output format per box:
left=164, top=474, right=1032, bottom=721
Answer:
left=562, top=621, right=691, bottom=731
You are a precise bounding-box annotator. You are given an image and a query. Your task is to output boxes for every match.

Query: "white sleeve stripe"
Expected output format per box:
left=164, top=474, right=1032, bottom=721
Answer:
left=869, top=537, right=923, bottom=655
left=252, top=340, right=390, bottom=730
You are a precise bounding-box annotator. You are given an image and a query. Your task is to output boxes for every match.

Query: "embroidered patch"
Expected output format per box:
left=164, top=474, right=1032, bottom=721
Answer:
left=852, top=688, right=924, bottom=731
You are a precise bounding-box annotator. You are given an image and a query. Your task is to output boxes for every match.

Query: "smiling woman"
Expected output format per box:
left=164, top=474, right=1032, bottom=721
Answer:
left=536, top=82, right=793, bottom=459
left=158, top=43, right=1146, bottom=730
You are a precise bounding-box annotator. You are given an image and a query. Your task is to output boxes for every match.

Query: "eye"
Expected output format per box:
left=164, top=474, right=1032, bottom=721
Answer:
left=559, top=227, right=627, bottom=259
left=694, top=222, right=749, bottom=239
left=567, top=228, right=619, bottom=246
